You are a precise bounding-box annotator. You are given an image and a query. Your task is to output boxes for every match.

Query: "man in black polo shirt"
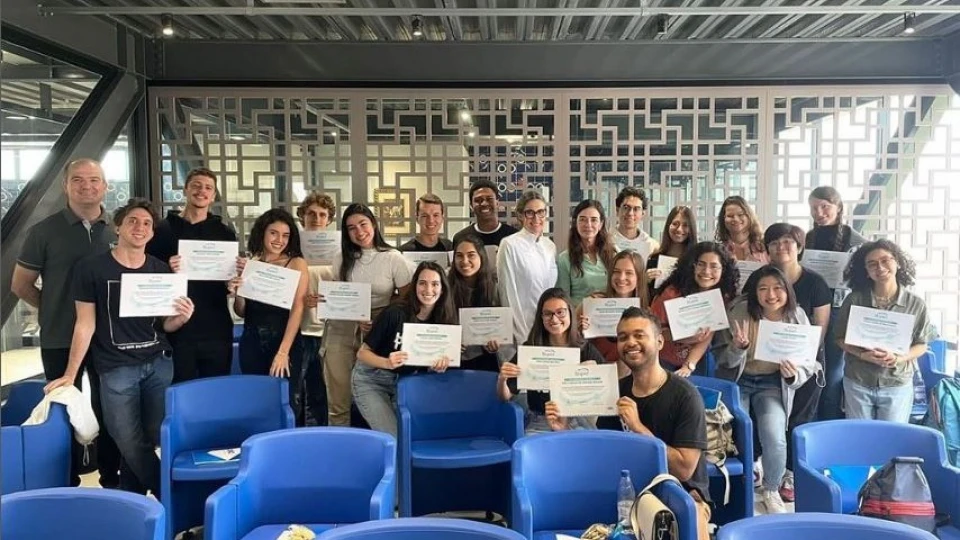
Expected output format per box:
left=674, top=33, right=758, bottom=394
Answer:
left=147, top=167, right=238, bottom=382
left=46, top=198, right=194, bottom=496
left=546, top=307, right=712, bottom=539
left=11, top=157, right=121, bottom=487
left=452, top=179, right=518, bottom=248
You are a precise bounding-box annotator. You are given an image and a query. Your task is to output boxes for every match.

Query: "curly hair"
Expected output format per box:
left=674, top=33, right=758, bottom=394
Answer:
left=247, top=207, right=303, bottom=259
left=296, top=191, right=336, bottom=223
left=844, top=239, right=916, bottom=292
left=658, top=241, right=739, bottom=301
left=448, top=234, right=500, bottom=310
left=715, top=196, right=765, bottom=251
left=742, top=265, right=799, bottom=321
left=568, top=199, right=617, bottom=278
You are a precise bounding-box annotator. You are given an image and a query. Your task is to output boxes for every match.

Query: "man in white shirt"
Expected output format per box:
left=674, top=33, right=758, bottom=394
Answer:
left=613, top=186, right=659, bottom=259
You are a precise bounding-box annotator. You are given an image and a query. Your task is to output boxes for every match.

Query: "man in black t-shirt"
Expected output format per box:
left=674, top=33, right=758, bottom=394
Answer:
left=546, top=307, right=712, bottom=539
left=452, top=179, right=518, bottom=248
left=46, top=199, right=195, bottom=496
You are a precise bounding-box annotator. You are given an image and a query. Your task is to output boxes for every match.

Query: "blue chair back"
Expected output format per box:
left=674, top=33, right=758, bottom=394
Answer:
left=398, top=370, right=507, bottom=440
left=319, top=517, right=526, bottom=540
left=795, top=420, right=947, bottom=472
left=512, top=431, right=668, bottom=531
left=238, top=428, right=396, bottom=524
left=689, top=375, right=744, bottom=411
left=1, top=380, right=46, bottom=426
left=717, top=512, right=937, bottom=540
left=1, top=427, right=24, bottom=494
left=1, top=487, right=165, bottom=540
left=165, top=375, right=293, bottom=451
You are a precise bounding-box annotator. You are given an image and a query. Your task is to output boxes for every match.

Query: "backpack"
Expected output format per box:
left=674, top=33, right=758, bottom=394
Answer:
left=858, top=456, right=936, bottom=534
left=701, top=389, right=737, bottom=505
left=928, top=378, right=960, bottom=467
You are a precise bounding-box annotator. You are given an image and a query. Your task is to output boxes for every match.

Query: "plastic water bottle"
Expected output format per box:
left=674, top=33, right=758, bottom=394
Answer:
left=617, top=469, right=635, bottom=527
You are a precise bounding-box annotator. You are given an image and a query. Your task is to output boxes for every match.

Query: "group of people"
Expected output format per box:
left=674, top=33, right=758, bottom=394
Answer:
left=12, top=158, right=932, bottom=538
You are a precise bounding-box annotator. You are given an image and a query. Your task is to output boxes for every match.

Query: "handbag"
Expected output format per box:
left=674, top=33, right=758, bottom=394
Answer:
left=629, top=473, right=680, bottom=540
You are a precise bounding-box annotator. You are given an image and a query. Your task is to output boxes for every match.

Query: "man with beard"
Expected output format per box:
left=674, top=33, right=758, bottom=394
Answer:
left=452, top=179, right=517, bottom=248
left=147, top=167, right=238, bottom=382
left=546, top=306, right=712, bottom=540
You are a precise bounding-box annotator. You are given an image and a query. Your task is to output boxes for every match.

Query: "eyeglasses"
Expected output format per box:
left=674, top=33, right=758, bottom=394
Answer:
left=866, top=257, right=897, bottom=271
left=541, top=307, right=569, bottom=321
left=523, top=208, right=548, bottom=219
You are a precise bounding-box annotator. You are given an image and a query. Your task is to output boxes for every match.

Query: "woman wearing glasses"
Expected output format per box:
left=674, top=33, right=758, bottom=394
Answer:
left=556, top=199, right=618, bottom=306
left=650, top=242, right=739, bottom=377
left=322, top=203, right=414, bottom=426
left=496, top=288, right=604, bottom=434
left=834, top=239, right=930, bottom=422
left=497, top=189, right=558, bottom=344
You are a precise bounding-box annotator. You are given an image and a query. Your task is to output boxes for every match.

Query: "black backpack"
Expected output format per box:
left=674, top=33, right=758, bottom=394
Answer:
left=858, top=456, right=936, bottom=534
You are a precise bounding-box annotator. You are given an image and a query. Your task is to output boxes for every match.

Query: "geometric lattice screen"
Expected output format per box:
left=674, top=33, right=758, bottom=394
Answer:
left=150, top=87, right=960, bottom=339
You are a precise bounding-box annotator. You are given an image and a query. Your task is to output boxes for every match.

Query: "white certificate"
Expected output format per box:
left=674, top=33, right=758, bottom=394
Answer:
left=663, top=288, right=730, bottom=340
left=844, top=305, right=916, bottom=355
left=736, top=260, right=764, bottom=293
left=178, top=240, right=239, bottom=281
left=401, top=323, right=463, bottom=367
left=316, top=281, right=372, bottom=322
left=403, top=251, right=451, bottom=270
left=237, top=260, right=301, bottom=309
left=549, top=363, right=620, bottom=417
left=300, top=230, right=340, bottom=266
left=516, top=346, right=581, bottom=391
left=119, top=273, right=188, bottom=318
left=654, top=255, right=679, bottom=289
left=459, top=307, right=513, bottom=346
left=755, top=320, right=822, bottom=365
left=802, top=249, right=852, bottom=289
left=582, top=297, right=641, bottom=339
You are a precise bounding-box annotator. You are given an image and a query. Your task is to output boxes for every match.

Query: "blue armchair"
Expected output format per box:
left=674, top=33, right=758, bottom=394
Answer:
left=794, top=420, right=960, bottom=539
left=319, top=518, right=527, bottom=540
left=717, top=512, right=938, bottom=540
left=1, top=487, right=165, bottom=540
left=688, top=375, right=754, bottom=525
left=205, top=428, right=396, bottom=540
left=397, top=370, right=523, bottom=519
left=160, top=375, right=295, bottom=539
left=511, top=430, right=698, bottom=540
left=0, top=380, right=70, bottom=494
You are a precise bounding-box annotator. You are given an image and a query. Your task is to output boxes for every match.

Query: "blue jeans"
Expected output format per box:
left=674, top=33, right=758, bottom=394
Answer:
left=818, top=307, right=846, bottom=420
left=239, top=325, right=304, bottom=410
left=298, top=336, right=328, bottom=426
left=843, top=377, right=913, bottom=423
left=351, top=363, right=400, bottom=437
left=738, top=373, right=787, bottom=492
left=98, top=352, right=173, bottom=495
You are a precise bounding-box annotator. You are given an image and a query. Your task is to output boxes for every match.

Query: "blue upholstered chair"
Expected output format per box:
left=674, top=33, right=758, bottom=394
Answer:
left=0, top=380, right=70, bottom=494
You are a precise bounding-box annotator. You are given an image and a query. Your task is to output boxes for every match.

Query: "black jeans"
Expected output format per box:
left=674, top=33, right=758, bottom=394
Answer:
left=40, top=348, right=121, bottom=487
left=169, top=335, right=233, bottom=383
left=298, top=335, right=328, bottom=426
left=239, top=325, right=304, bottom=415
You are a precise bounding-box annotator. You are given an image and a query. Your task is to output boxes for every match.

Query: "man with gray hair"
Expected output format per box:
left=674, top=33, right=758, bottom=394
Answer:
left=11, top=158, right=121, bottom=487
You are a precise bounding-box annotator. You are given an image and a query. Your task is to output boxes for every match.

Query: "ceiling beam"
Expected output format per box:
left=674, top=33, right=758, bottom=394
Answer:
left=0, top=64, right=96, bottom=81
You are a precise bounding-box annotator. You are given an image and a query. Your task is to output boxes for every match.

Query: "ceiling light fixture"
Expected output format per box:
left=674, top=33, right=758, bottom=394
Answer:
left=460, top=110, right=471, bottom=121
left=412, top=15, right=424, bottom=37
left=161, top=14, right=174, bottom=36
left=903, top=12, right=916, bottom=34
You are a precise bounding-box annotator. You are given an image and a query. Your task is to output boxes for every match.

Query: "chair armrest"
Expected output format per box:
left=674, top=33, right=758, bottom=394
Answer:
left=498, top=401, right=524, bottom=444
left=655, top=480, right=698, bottom=540
left=369, top=468, right=396, bottom=520
left=794, top=461, right=842, bottom=513
left=730, top=405, right=753, bottom=472
left=159, top=417, right=176, bottom=498
left=511, top=477, right=534, bottom=539
left=930, top=463, right=960, bottom=527
left=205, top=483, right=240, bottom=540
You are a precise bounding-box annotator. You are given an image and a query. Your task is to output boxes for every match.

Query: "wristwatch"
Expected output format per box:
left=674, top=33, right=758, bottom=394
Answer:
left=685, top=362, right=696, bottom=371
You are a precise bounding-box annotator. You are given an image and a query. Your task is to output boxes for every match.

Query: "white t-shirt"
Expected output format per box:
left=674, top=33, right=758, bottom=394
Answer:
left=332, top=249, right=415, bottom=311
left=301, top=265, right=334, bottom=337
left=613, top=228, right=660, bottom=260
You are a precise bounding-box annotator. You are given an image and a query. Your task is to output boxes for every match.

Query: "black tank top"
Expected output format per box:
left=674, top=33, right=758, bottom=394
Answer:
left=244, top=257, right=297, bottom=330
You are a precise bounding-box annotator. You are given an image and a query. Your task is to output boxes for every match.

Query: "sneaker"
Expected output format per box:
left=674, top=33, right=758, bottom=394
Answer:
left=753, top=460, right=763, bottom=490
left=761, top=489, right=787, bottom=514
left=779, top=470, right=795, bottom=502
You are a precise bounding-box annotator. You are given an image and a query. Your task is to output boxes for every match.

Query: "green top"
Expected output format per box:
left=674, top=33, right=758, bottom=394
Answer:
left=556, top=250, right=608, bottom=306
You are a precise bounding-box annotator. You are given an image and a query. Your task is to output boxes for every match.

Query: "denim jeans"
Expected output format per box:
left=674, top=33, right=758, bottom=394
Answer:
left=351, top=363, right=400, bottom=437
left=98, top=352, right=173, bottom=495
left=298, top=335, right=328, bottom=426
left=738, top=373, right=787, bottom=492
left=818, top=307, right=847, bottom=421
left=843, top=377, right=913, bottom=423
left=239, top=325, right=304, bottom=409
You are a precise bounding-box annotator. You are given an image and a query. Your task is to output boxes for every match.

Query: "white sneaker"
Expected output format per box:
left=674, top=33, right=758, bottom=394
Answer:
left=753, top=460, right=763, bottom=490
left=761, top=489, right=787, bottom=514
